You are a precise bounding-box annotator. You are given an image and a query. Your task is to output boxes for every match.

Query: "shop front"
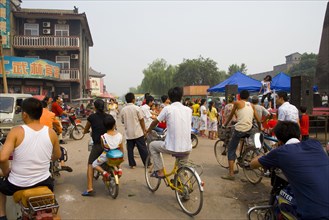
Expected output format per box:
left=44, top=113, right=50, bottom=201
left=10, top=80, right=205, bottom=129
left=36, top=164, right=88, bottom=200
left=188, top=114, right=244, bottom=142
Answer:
left=0, top=56, right=60, bottom=97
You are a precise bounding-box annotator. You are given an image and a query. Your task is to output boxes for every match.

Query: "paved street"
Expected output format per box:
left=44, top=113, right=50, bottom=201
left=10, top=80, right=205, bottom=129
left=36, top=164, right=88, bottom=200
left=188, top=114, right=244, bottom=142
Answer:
left=7, top=120, right=271, bottom=219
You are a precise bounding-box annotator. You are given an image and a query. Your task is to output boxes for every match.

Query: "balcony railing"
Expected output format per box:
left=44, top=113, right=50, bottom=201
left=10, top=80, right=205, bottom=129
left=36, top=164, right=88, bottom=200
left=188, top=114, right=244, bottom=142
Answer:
left=13, top=35, right=79, bottom=49
left=60, top=69, right=80, bottom=81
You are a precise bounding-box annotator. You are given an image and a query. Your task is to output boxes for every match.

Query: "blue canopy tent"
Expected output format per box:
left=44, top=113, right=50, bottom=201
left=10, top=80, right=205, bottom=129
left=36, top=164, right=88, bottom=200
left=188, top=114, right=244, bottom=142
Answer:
left=271, top=72, right=290, bottom=92
left=207, top=72, right=262, bottom=92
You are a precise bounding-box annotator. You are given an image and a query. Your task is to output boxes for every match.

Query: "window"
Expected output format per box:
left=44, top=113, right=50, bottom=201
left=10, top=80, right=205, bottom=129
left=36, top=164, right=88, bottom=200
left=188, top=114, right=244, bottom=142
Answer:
left=56, top=56, right=70, bottom=69
left=24, top=23, right=39, bottom=36
left=55, top=24, right=69, bottom=36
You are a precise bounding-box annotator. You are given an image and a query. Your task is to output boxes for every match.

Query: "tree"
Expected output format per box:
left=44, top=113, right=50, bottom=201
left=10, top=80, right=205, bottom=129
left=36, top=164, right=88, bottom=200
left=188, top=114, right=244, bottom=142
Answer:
left=174, top=56, right=226, bottom=87
left=288, top=53, right=318, bottom=77
left=227, top=63, right=248, bottom=76
left=139, top=59, right=176, bottom=95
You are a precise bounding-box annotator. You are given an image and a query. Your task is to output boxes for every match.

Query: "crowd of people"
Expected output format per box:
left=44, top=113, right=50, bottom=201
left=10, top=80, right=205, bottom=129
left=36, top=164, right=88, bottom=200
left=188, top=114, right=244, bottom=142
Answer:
left=0, top=83, right=328, bottom=219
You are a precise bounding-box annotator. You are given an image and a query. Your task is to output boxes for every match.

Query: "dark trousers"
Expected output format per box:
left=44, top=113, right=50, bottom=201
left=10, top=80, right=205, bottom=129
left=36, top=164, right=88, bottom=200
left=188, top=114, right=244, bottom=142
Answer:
left=126, top=136, right=149, bottom=167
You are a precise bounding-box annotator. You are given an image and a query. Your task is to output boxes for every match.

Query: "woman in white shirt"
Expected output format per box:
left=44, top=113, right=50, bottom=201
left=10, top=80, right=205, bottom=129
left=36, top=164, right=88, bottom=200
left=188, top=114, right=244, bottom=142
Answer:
left=259, top=75, right=272, bottom=109
left=199, top=99, right=208, bottom=137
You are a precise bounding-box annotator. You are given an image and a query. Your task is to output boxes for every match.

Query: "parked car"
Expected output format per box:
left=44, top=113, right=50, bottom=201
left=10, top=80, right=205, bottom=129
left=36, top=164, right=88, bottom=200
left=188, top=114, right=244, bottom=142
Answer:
left=0, top=93, right=32, bottom=136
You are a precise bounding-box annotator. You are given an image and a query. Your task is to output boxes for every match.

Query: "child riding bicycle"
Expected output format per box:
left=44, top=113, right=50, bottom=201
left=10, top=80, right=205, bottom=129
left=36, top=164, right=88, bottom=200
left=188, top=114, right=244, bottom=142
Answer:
left=92, top=115, right=124, bottom=180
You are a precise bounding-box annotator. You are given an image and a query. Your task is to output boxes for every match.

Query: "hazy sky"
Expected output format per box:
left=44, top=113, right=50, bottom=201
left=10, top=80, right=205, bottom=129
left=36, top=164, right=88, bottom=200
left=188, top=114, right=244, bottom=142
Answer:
left=22, top=1, right=327, bottom=96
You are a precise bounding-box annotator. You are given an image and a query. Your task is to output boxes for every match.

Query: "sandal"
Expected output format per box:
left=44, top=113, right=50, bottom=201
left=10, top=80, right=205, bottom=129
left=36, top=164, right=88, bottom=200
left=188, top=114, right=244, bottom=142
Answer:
left=81, top=190, right=95, bottom=196
left=61, top=166, right=73, bottom=172
left=150, top=171, right=165, bottom=179
left=221, top=175, right=235, bottom=181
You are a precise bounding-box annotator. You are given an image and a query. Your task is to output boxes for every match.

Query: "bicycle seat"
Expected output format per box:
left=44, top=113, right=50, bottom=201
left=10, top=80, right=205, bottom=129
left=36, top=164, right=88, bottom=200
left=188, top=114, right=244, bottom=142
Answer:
left=13, top=186, right=54, bottom=208
left=172, top=153, right=189, bottom=158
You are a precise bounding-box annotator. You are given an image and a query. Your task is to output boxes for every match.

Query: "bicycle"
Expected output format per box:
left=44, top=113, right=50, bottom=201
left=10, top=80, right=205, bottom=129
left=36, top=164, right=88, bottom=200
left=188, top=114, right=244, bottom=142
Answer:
left=241, top=131, right=278, bottom=184
left=144, top=133, right=204, bottom=216
left=214, top=127, right=264, bottom=184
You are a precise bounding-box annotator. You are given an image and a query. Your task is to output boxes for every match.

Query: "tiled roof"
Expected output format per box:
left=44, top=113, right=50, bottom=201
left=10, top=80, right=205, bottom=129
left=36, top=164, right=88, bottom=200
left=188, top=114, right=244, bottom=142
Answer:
left=89, top=67, right=106, bottom=78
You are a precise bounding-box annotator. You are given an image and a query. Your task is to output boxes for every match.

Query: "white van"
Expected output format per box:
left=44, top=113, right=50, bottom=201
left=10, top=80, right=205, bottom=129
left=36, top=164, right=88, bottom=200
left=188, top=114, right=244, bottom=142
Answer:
left=0, top=93, right=32, bottom=136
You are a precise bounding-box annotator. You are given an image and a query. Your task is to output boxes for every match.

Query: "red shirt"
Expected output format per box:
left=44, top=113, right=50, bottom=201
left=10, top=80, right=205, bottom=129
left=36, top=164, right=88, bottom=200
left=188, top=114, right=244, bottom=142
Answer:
left=300, top=114, right=309, bottom=135
left=51, top=102, right=63, bottom=117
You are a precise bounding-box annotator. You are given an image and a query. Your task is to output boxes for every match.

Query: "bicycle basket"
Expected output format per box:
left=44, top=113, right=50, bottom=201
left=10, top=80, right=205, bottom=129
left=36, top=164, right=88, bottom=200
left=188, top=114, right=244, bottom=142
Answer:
left=217, top=127, right=226, bottom=140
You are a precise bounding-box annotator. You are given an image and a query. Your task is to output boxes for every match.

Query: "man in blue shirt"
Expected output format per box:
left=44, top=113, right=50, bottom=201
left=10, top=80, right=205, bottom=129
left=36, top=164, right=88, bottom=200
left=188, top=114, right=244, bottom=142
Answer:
left=250, top=121, right=329, bottom=220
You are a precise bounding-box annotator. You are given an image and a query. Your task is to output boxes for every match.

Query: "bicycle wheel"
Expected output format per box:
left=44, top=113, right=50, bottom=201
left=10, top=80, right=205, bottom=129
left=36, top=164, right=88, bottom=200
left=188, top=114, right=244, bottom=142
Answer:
left=242, top=147, right=263, bottom=185
left=247, top=206, right=275, bottom=220
left=107, top=178, right=119, bottom=199
left=72, top=124, right=85, bottom=140
left=144, top=155, right=161, bottom=192
left=191, top=134, right=198, bottom=149
left=174, top=167, right=203, bottom=216
left=214, top=140, right=228, bottom=168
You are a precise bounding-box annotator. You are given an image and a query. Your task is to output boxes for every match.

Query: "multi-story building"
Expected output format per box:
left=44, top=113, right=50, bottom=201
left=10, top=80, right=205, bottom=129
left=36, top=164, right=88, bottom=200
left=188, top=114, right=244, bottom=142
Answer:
left=0, top=0, right=93, bottom=101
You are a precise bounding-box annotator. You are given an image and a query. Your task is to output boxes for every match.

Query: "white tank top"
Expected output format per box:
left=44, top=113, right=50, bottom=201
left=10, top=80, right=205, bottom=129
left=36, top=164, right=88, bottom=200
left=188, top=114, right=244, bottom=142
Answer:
left=9, top=125, right=53, bottom=187
left=235, top=101, right=254, bottom=132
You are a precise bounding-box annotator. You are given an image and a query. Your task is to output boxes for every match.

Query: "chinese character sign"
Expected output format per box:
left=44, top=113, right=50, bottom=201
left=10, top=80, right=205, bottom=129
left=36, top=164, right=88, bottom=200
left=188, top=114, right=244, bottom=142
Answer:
left=90, top=77, right=101, bottom=96
left=0, top=56, right=61, bottom=80
left=0, top=0, right=10, bottom=48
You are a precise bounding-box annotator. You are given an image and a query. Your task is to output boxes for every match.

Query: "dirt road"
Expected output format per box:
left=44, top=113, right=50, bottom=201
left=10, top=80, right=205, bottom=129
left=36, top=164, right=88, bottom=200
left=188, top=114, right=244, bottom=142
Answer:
left=7, top=120, right=271, bottom=219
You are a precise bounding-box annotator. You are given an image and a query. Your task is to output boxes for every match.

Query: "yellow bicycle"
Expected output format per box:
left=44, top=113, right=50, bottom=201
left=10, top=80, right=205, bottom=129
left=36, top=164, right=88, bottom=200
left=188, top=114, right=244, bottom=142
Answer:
left=144, top=153, right=204, bottom=216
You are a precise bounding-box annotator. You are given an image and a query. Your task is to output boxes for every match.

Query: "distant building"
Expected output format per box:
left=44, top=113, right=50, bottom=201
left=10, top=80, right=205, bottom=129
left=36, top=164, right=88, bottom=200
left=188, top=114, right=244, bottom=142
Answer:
left=0, top=0, right=93, bottom=101
left=183, top=85, right=210, bottom=100
left=250, top=52, right=301, bottom=81
left=88, top=67, right=106, bottom=97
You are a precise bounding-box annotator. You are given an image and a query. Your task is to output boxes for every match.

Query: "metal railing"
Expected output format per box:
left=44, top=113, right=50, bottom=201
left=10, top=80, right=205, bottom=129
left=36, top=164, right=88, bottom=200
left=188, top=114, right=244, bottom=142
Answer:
left=60, top=69, right=79, bottom=81
left=13, top=35, right=79, bottom=48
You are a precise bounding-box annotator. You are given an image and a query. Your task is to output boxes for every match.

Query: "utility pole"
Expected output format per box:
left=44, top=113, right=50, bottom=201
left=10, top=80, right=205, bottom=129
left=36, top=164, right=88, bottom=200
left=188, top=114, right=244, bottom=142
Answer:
left=0, top=35, right=8, bottom=93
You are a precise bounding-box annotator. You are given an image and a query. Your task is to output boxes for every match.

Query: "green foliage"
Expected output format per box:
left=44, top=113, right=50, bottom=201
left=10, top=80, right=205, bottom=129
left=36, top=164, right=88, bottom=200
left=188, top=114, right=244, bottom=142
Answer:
left=288, top=53, right=318, bottom=77
left=174, top=56, right=226, bottom=87
left=139, top=59, right=176, bottom=96
left=227, top=63, right=248, bottom=76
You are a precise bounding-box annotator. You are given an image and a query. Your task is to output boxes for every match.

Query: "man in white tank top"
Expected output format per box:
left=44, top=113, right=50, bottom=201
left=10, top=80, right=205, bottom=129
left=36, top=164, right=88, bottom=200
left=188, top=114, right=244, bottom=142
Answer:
left=222, top=90, right=261, bottom=181
left=0, top=98, right=61, bottom=219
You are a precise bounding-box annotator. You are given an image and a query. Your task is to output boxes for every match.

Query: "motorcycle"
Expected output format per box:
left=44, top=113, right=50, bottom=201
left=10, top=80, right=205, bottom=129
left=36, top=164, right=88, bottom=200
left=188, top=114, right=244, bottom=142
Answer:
left=247, top=132, right=298, bottom=220
left=61, top=114, right=85, bottom=140
left=0, top=134, right=60, bottom=220
left=247, top=168, right=297, bottom=220
left=92, top=148, right=124, bottom=199
left=13, top=186, right=60, bottom=220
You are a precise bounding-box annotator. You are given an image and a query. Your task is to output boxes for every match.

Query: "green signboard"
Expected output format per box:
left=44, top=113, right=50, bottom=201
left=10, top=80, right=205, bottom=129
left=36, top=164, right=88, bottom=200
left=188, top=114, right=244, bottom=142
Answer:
left=0, top=0, right=10, bottom=48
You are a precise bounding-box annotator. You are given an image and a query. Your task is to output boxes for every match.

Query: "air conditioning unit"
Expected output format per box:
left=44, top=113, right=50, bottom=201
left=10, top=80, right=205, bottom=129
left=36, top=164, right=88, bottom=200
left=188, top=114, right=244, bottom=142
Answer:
left=43, top=29, right=51, bottom=35
left=43, top=22, right=51, bottom=27
left=71, top=54, right=79, bottom=59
